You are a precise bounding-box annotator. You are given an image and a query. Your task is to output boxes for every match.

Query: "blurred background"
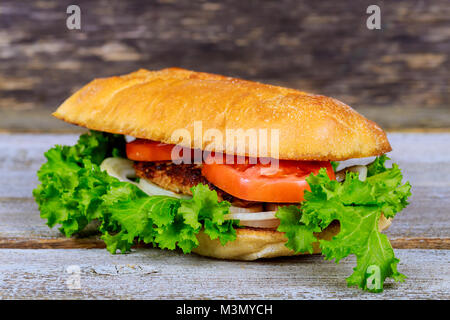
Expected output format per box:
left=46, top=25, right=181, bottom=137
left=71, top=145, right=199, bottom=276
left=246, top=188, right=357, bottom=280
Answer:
left=0, top=0, right=449, bottom=132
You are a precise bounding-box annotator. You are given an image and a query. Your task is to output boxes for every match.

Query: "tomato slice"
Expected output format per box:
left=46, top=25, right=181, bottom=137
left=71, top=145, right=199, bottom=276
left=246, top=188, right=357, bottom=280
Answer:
left=126, top=139, right=176, bottom=161
left=201, top=157, right=335, bottom=203
left=127, top=139, right=336, bottom=203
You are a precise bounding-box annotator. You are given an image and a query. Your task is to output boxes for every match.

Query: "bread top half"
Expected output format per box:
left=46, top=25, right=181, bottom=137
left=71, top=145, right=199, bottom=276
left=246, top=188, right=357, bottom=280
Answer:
left=53, top=68, right=391, bottom=160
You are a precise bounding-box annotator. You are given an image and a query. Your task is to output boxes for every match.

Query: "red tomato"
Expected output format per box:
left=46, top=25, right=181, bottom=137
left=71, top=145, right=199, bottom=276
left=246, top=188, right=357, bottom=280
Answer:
left=201, top=157, right=335, bottom=203
left=127, top=139, right=335, bottom=203
left=126, top=139, right=176, bottom=161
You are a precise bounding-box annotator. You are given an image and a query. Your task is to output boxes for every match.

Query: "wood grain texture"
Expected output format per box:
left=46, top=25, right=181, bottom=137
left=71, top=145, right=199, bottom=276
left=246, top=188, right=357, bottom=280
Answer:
left=0, top=248, right=448, bottom=299
left=1, top=188, right=449, bottom=249
left=0, top=0, right=449, bottom=130
left=0, top=133, right=450, bottom=299
left=0, top=132, right=449, bottom=298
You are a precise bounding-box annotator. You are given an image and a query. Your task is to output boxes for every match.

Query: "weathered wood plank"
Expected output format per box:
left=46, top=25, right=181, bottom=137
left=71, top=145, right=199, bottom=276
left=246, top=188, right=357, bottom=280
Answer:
left=0, top=132, right=449, bottom=249
left=0, top=133, right=448, bottom=298
left=384, top=185, right=450, bottom=239
left=0, top=249, right=448, bottom=299
left=390, top=238, right=450, bottom=250
left=0, top=237, right=105, bottom=249
left=1, top=0, right=449, bottom=132
left=1, top=189, right=448, bottom=249
left=1, top=236, right=448, bottom=250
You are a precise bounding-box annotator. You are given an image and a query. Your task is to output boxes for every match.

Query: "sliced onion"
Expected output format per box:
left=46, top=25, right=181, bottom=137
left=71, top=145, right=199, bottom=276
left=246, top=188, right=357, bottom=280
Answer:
left=100, top=157, right=137, bottom=184
left=100, top=157, right=191, bottom=198
left=336, top=165, right=367, bottom=182
left=138, top=178, right=191, bottom=198
left=225, top=210, right=276, bottom=221
left=225, top=211, right=279, bottom=229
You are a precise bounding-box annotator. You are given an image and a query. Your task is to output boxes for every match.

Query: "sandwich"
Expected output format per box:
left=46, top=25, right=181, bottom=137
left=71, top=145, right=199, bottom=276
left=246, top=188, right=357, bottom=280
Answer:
left=33, top=68, right=411, bottom=292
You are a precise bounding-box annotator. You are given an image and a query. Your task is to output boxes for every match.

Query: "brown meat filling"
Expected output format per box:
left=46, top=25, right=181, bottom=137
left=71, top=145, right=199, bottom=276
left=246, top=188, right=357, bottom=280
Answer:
left=133, top=161, right=259, bottom=207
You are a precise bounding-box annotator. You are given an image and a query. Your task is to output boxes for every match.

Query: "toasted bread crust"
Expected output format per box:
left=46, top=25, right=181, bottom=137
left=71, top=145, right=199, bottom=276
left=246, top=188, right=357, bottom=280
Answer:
left=193, top=216, right=392, bottom=260
left=53, top=68, right=391, bottom=161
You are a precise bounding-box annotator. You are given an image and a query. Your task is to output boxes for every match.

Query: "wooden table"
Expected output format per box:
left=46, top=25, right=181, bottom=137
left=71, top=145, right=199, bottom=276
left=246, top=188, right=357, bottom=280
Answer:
left=0, top=132, right=449, bottom=299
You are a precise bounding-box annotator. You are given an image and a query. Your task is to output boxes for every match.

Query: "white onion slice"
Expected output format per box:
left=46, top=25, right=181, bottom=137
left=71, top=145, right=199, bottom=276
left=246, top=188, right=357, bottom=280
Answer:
left=225, top=211, right=279, bottom=229
left=138, top=178, right=191, bottom=199
left=100, top=157, right=191, bottom=198
left=336, top=165, right=367, bottom=182
left=100, top=157, right=137, bottom=184
left=225, top=210, right=276, bottom=221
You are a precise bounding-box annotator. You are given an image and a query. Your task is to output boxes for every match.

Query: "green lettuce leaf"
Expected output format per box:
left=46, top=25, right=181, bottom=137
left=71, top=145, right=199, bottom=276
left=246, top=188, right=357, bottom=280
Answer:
left=33, top=131, right=237, bottom=254
left=276, top=157, right=411, bottom=292
left=34, top=130, right=412, bottom=293
left=102, top=184, right=236, bottom=254
left=367, top=154, right=388, bottom=176
left=32, top=131, right=124, bottom=236
left=275, top=205, right=318, bottom=254
left=330, top=161, right=339, bottom=172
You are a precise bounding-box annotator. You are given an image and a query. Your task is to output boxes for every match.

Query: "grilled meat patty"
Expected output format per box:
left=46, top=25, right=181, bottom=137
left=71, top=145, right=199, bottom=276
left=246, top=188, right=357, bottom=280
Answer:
left=133, top=161, right=259, bottom=207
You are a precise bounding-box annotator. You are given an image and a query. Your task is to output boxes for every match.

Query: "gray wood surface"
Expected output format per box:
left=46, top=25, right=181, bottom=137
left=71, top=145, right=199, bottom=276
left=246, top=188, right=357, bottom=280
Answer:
left=1, top=0, right=449, bottom=130
left=0, top=248, right=448, bottom=299
left=0, top=132, right=449, bottom=298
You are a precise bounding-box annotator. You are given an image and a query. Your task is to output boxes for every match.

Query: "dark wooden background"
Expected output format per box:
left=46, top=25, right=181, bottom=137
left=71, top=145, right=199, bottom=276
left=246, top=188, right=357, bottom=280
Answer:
left=0, top=0, right=449, bottom=131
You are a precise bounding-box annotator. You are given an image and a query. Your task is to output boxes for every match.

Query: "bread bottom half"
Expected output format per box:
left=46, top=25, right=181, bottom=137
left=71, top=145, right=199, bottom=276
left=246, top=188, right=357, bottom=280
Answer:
left=193, top=216, right=391, bottom=261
